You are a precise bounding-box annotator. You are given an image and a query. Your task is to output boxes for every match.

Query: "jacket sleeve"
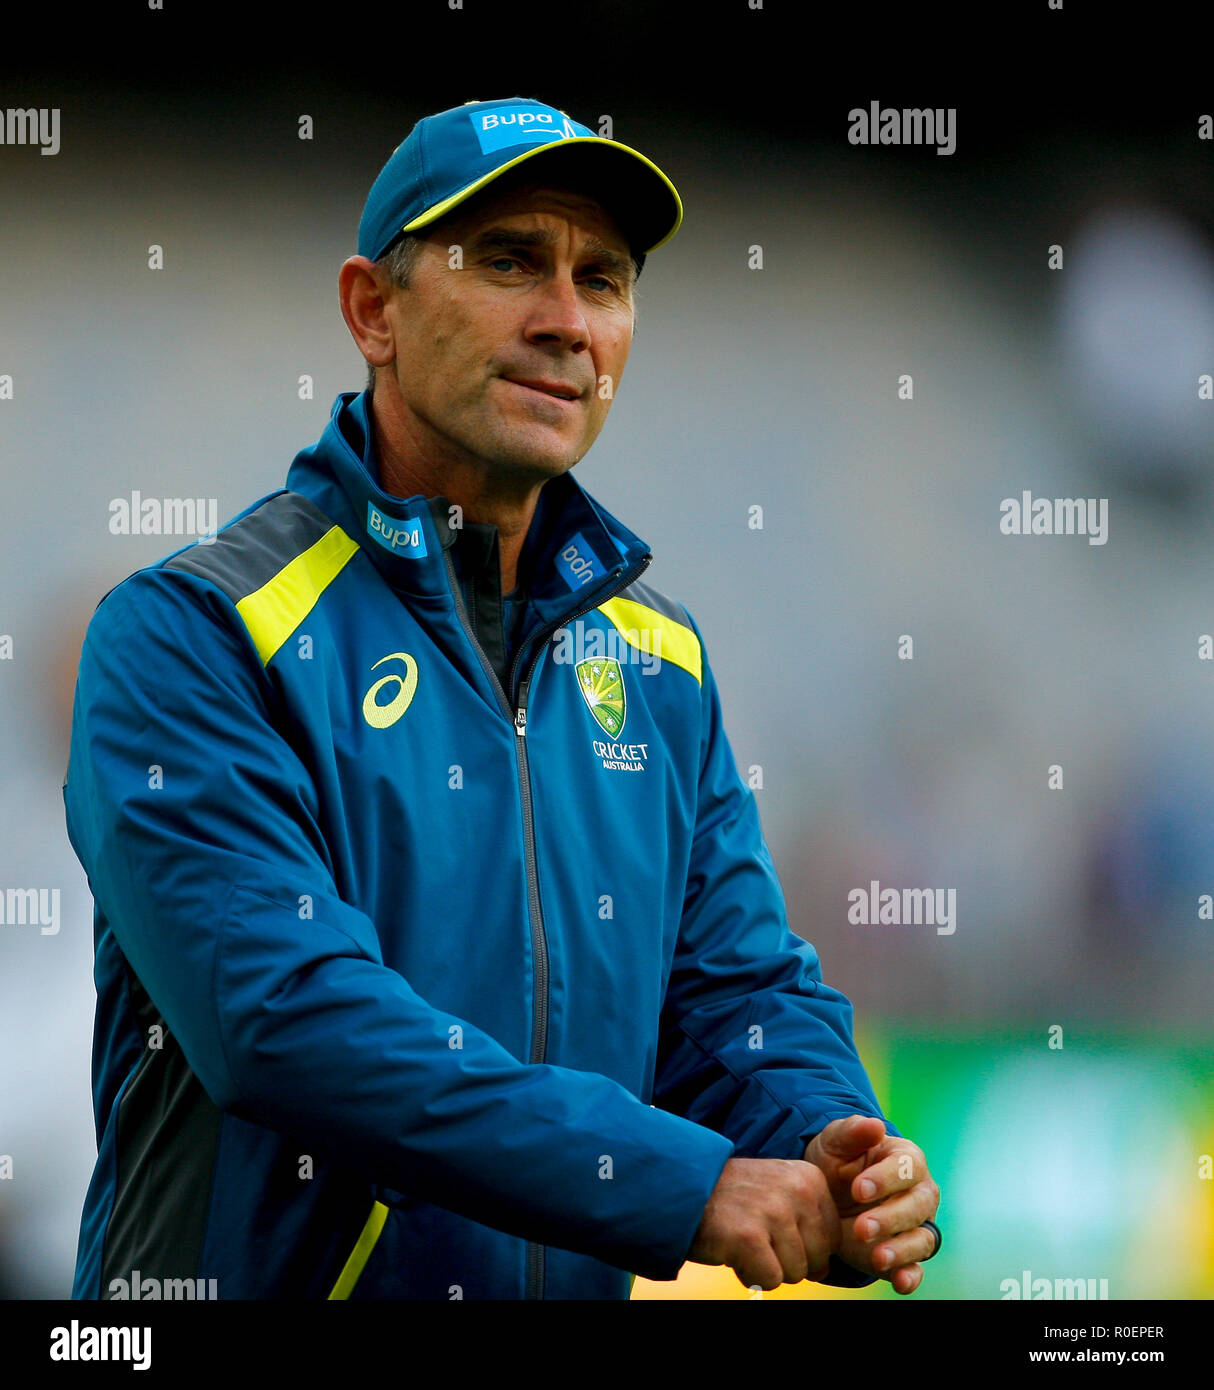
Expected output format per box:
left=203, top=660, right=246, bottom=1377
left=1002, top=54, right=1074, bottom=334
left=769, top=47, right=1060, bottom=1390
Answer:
left=651, top=611, right=899, bottom=1283
left=63, top=566, right=733, bottom=1282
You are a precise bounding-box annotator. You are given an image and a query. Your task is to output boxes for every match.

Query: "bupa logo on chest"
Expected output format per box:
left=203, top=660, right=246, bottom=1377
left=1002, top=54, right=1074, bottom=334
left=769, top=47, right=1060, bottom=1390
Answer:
left=555, top=530, right=607, bottom=591
left=367, top=503, right=428, bottom=556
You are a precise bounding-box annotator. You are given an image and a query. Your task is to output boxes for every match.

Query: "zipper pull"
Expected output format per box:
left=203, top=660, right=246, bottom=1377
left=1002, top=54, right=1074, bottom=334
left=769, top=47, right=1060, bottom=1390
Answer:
left=515, top=707, right=527, bottom=737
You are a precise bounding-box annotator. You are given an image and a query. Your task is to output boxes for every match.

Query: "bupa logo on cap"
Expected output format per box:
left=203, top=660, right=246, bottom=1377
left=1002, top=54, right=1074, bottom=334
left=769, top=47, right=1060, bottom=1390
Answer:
left=367, top=502, right=428, bottom=557
left=469, top=104, right=593, bottom=157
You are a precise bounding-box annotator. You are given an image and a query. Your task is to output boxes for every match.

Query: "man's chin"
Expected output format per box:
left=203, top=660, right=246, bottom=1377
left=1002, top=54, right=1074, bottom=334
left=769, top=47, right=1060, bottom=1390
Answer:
left=483, top=436, right=584, bottom=480
left=501, top=456, right=580, bottom=485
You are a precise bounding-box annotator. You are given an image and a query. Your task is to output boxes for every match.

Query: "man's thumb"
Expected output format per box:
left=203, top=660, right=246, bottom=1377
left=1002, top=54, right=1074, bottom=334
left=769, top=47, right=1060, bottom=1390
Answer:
left=816, top=1113, right=886, bottom=1159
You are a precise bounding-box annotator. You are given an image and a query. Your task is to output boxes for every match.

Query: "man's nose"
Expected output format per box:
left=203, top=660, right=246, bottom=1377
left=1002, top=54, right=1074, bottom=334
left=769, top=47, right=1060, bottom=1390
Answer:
left=524, top=274, right=590, bottom=352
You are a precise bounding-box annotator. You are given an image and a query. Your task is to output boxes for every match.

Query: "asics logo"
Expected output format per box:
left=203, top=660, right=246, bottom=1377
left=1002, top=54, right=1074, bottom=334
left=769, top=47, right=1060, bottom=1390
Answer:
left=362, top=652, right=419, bottom=728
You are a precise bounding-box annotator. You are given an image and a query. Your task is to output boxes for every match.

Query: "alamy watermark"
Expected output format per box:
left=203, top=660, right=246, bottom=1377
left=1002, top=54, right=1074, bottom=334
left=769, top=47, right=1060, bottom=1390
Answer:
left=107, top=1270, right=218, bottom=1300
left=0, top=887, right=59, bottom=935
left=1000, top=491, right=1108, bottom=545
left=848, top=880, right=956, bottom=935
left=847, top=102, right=955, bottom=156
left=0, top=107, right=59, bottom=155
left=1001, top=1270, right=1109, bottom=1300
left=552, top=618, right=662, bottom=674
left=49, top=1322, right=150, bottom=1370
left=108, top=492, right=218, bottom=545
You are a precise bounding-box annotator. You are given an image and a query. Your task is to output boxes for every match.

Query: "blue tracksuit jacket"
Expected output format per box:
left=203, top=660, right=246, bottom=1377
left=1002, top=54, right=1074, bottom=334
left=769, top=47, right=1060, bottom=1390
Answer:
left=63, top=389, right=896, bottom=1300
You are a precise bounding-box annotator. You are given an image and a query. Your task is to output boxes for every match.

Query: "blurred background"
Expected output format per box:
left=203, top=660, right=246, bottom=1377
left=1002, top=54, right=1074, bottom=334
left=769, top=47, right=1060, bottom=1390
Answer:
left=1, top=2, right=1211, bottom=1300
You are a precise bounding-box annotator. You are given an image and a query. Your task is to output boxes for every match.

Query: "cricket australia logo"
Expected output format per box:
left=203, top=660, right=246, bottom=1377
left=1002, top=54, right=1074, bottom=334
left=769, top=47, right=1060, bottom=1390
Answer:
left=576, top=657, right=626, bottom=736
left=575, top=657, right=649, bottom=772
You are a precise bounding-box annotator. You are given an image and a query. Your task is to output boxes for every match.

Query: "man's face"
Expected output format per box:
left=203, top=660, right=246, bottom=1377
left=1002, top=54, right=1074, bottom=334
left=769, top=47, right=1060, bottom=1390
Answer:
left=378, top=181, right=636, bottom=483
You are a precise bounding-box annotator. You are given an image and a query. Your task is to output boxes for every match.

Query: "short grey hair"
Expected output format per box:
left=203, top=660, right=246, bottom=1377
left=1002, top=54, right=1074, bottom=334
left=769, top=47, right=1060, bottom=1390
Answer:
left=364, top=235, right=425, bottom=392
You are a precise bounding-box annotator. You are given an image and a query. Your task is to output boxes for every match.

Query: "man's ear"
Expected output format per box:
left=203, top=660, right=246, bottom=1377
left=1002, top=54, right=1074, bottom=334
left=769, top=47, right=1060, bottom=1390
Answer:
left=338, top=256, right=397, bottom=372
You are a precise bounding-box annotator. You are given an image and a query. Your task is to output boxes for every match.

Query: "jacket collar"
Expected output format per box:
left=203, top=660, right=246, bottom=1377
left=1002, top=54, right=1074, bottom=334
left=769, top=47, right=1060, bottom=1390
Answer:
left=285, top=391, right=651, bottom=617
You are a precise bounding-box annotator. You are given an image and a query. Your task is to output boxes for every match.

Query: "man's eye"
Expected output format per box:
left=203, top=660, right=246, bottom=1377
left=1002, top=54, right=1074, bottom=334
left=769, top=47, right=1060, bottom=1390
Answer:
left=585, top=276, right=614, bottom=292
left=490, top=257, right=520, bottom=273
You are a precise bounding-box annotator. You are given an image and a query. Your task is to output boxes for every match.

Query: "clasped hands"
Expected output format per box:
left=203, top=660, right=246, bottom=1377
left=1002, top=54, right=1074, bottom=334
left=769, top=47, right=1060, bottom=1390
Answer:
left=802, top=1113, right=939, bottom=1295
left=688, top=1112, right=940, bottom=1295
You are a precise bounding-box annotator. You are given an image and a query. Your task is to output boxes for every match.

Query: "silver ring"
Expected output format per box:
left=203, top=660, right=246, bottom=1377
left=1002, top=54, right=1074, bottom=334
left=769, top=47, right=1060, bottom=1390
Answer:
left=922, top=1219, right=942, bottom=1260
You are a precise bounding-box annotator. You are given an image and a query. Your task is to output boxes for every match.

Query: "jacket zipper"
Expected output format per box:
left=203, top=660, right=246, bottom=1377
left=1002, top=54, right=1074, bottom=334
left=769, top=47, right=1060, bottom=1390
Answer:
left=442, top=546, right=651, bottom=1299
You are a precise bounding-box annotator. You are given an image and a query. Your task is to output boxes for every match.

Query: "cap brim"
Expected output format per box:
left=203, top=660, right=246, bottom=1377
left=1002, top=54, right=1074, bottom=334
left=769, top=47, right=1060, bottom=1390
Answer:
left=399, top=136, right=683, bottom=255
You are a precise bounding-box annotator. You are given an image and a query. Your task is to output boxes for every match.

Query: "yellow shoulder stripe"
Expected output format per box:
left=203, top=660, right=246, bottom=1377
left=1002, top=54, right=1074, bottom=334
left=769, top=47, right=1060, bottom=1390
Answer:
left=235, top=524, right=360, bottom=666
left=327, top=1199, right=389, bottom=1300
left=597, top=596, right=701, bottom=685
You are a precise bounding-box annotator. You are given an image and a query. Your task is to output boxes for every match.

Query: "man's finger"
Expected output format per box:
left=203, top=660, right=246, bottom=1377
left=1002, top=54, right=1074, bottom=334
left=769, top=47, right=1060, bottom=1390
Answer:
left=812, top=1114, right=887, bottom=1162
left=853, top=1179, right=938, bottom=1243
left=851, top=1144, right=925, bottom=1203
left=736, top=1237, right=789, bottom=1294
left=867, top=1220, right=940, bottom=1273
left=890, top=1262, right=924, bottom=1296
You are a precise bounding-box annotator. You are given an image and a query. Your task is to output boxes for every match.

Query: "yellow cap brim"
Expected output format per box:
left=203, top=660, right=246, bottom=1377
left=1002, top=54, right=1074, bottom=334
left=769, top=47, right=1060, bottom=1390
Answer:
left=399, top=136, right=683, bottom=255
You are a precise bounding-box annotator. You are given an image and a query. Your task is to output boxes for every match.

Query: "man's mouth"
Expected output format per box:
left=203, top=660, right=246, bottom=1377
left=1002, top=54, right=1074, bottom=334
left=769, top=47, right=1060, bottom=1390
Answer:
left=503, top=376, right=582, bottom=402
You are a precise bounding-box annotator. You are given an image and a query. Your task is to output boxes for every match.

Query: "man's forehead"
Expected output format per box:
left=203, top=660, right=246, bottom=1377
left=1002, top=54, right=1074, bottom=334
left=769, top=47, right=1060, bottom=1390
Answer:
left=445, top=182, right=630, bottom=251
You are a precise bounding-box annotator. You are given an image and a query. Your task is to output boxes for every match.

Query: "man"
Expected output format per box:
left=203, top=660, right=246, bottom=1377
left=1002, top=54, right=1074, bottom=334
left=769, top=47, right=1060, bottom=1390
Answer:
left=64, top=96, right=940, bottom=1300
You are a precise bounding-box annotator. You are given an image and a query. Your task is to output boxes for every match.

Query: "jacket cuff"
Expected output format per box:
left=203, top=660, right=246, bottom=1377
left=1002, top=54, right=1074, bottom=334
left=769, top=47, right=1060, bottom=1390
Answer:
left=369, top=1109, right=735, bottom=1284
left=634, top=1121, right=736, bottom=1281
